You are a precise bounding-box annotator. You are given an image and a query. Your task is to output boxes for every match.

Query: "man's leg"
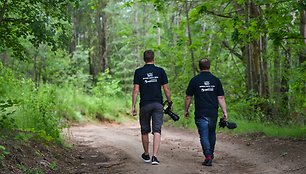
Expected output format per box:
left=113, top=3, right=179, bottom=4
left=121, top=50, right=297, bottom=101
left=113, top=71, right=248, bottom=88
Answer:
left=153, top=132, right=161, bottom=156
left=142, top=133, right=149, bottom=155
left=139, top=105, right=152, bottom=162
left=195, top=117, right=213, bottom=166
left=208, top=117, right=217, bottom=159
left=151, top=103, right=163, bottom=165
left=195, top=118, right=211, bottom=157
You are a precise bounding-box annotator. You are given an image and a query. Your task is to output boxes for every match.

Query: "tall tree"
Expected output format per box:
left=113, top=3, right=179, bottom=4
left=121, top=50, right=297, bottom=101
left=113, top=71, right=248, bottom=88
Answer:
left=185, top=0, right=196, bottom=76
left=300, top=1, right=306, bottom=64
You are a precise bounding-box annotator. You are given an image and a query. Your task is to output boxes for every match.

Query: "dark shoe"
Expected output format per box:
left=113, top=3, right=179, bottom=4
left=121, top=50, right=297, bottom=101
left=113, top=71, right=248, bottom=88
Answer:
left=142, top=153, right=151, bottom=163
left=202, top=159, right=212, bottom=166
left=151, top=156, right=160, bottom=165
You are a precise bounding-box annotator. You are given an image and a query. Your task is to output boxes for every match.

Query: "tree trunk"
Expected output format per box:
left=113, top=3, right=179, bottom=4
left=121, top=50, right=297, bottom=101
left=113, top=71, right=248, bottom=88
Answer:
left=33, top=48, right=39, bottom=88
left=69, top=6, right=78, bottom=54
left=101, top=12, right=107, bottom=72
left=281, top=42, right=290, bottom=117
left=142, top=4, right=147, bottom=51
left=0, top=51, right=8, bottom=66
left=243, top=2, right=269, bottom=97
left=185, top=0, right=196, bottom=76
left=157, top=11, right=161, bottom=57
left=95, top=1, right=107, bottom=74
left=272, top=46, right=281, bottom=120
left=133, top=4, right=141, bottom=66
left=0, top=0, right=8, bottom=23
left=259, top=35, right=268, bottom=97
left=300, top=7, right=306, bottom=64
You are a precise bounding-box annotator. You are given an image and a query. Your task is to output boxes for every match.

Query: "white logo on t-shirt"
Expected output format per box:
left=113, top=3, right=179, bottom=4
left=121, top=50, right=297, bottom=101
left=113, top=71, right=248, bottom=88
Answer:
left=143, top=72, right=158, bottom=83
left=147, top=73, right=153, bottom=77
left=200, top=81, right=215, bottom=92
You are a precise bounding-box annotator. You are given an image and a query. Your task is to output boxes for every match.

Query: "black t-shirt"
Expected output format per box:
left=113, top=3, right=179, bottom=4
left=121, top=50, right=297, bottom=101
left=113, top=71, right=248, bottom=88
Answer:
left=186, top=71, right=224, bottom=119
left=133, top=64, right=168, bottom=107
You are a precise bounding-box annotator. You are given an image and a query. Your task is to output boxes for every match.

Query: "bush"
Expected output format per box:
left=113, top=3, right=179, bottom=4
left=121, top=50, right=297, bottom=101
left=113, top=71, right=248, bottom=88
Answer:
left=13, top=83, right=62, bottom=141
left=93, top=69, right=123, bottom=97
left=0, top=63, right=62, bottom=141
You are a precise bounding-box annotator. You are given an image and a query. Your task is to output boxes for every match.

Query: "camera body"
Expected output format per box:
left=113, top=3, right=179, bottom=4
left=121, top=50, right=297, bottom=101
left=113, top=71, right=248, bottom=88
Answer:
left=163, top=101, right=180, bottom=121
left=219, top=118, right=237, bottom=129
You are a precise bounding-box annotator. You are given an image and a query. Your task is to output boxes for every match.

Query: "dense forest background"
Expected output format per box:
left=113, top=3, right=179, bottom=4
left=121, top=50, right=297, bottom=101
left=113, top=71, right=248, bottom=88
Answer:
left=0, top=0, right=305, bottom=145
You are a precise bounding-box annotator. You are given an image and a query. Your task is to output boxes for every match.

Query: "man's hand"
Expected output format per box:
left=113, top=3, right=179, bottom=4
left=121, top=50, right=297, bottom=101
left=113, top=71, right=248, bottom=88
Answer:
left=167, top=100, right=173, bottom=111
left=184, top=111, right=189, bottom=118
left=184, top=96, right=192, bottom=119
left=132, top=107, right=137, bottom=116
left=223, top=113, right=228, bottom=121
left=132, top=84, right=139, bottom=116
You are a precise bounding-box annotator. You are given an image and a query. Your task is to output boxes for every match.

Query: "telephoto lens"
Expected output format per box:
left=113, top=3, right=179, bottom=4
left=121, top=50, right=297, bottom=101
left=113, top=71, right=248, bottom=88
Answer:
left=226, top=122, right=237, bottom=129
left=219, top=118, right=237, bottom=129
left=166, top=108, right=180, bottom=121
left=163, top=101, right=180, bottom=121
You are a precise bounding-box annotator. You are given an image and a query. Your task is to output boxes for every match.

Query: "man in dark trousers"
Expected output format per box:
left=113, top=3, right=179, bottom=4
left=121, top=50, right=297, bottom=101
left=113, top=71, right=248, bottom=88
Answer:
left=132, top=50, right=172, bottom=165
left=184, top=58, right=228, bottom=166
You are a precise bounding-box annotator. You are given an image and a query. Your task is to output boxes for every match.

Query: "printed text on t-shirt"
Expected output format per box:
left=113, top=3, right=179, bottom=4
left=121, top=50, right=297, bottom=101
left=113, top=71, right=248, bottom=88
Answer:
left=143, top=72, right=159, bottom=84
left=199, top=81, right=215, bottom=92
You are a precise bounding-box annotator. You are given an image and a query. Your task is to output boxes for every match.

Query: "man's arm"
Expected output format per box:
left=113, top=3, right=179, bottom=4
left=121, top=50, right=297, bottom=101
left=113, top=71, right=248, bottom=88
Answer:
left=218, top=96, right=228, bottom=121
left=132, top=84, right=139, bottom=116
left=162, top=84, right=171, bottom=102
left=184, top=95, right=192, bottom=118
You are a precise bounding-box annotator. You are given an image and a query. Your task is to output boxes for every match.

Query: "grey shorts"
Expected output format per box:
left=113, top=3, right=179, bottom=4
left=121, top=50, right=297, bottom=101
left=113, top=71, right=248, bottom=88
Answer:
left=140, top=102, right=164, bottom=135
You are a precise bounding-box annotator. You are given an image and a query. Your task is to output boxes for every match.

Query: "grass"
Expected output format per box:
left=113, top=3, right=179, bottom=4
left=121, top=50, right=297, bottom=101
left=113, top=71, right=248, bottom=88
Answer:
left=55, top=85, right=131, bottom=123
left=95, top=96, right=131, bottom=123
left=218, top=119, right=306, bottom=139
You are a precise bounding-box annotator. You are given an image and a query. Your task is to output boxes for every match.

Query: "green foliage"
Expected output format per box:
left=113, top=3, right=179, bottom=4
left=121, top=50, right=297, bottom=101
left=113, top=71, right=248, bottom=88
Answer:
left=95, top=96, right=130, bottom=122
left=67, top=46, right=91, bottom=88
left=0, top=145, right=10, bottom=163
left=0, top=63, right=19, bottom=132
left=17, top=164, right=43, bottom=174
left=48, top=162, right=58, bottom=171
left=93, top=69, right=123, bottom=97
left=0, top=63, right=63, bottom=141
left=54, top=82, right=128, bottom=123
left=229, top=94, right=270, bottom=122
left=55, top=85, right=98, bottom=121
left=0, top=99, right=18, bottom=132
left=288, top=62, right=306, bottom=125
left=0, top=0, right=80, bottom=59
left=14, top=83, right=62, bottom=141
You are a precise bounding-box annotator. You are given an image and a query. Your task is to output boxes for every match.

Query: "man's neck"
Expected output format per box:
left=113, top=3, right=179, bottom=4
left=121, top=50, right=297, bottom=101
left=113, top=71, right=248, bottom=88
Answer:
left=201, top=70, right=210, bottom=72
left=146, top=61, right=154, bottom=65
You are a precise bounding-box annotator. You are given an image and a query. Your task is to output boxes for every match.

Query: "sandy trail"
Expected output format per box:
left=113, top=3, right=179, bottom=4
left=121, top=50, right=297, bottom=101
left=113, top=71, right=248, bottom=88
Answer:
left=66, top=122, right=304, bottom=174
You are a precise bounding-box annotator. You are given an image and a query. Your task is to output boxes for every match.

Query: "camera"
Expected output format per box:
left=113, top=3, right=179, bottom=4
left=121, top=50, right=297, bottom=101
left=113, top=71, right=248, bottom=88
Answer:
left=219, top=118, right=237, bottom=129
left=163, top=101, right=180, bottom=121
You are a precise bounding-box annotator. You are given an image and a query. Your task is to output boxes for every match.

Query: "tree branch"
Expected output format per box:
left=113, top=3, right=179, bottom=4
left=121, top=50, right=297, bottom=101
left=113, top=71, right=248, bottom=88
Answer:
left=205, top=10, right=233, bottom=18
left=258, top=0, right=296, bottom=5
left=201, top=8, right=244, bottom=19
left=222, top=41, right=243, bottom=60
left=282, top=36, right=306, bottom=40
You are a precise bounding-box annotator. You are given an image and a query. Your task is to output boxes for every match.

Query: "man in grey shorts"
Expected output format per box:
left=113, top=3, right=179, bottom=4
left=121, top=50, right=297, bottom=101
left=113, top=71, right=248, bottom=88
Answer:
left=132, top=50, right=172, bottom=165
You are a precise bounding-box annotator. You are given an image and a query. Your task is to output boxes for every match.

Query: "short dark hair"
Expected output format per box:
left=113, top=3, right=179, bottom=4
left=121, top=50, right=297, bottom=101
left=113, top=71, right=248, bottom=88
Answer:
left=143, top=50, right=154, bottom=63
left=199, top=58, right=210, bottom=70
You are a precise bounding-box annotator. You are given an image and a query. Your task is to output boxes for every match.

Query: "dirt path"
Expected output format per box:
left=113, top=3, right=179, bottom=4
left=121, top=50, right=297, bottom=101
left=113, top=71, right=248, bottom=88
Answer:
left=65, top=122, right=306, bottom=174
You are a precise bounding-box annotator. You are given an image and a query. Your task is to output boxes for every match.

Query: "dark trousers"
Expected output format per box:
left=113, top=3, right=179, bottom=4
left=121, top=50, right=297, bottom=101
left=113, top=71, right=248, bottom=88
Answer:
left=139, top=102, right=163, bottom=134
left=195, top=117, right=217, bottom=157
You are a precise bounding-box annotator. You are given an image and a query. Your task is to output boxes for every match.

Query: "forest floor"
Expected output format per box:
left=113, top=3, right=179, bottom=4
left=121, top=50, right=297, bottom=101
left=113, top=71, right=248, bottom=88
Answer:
left=1, top=121, right=306, bottom=174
